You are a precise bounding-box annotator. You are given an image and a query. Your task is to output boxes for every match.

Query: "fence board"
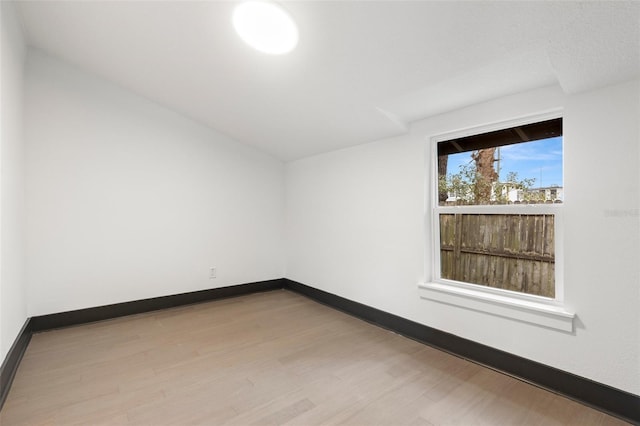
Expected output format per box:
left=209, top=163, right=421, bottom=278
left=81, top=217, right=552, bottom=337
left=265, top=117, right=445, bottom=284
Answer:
left=439, top=214, right=555, bottom=298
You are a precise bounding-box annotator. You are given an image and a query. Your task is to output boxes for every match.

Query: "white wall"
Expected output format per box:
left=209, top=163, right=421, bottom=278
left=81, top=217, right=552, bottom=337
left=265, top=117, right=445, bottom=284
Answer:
left=25, top=50, right=285, bottom=316
left=285, top=82, right=640, bottom=395
left=0, top=1, right=27, bottom=362
left=9, top=14, right=639, bottom=398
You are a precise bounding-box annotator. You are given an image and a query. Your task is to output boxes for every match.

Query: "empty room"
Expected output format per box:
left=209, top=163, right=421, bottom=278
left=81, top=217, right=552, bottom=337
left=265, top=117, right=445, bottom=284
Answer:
left=1, top=1, right=639, bottom=424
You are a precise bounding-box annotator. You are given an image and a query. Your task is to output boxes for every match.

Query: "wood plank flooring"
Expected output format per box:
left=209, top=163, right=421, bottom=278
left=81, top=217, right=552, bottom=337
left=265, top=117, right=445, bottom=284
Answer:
left=0, top=290, right=628, bottom=425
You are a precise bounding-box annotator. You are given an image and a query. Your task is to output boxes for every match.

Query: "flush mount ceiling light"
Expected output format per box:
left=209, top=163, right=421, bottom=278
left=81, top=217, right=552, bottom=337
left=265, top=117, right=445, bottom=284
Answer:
left=232, top=1, right=298, bottom=55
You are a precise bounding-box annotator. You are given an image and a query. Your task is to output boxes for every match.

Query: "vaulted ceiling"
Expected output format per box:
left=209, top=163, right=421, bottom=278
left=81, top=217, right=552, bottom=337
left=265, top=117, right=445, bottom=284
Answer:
left=16, top=1, right=640, bottom=160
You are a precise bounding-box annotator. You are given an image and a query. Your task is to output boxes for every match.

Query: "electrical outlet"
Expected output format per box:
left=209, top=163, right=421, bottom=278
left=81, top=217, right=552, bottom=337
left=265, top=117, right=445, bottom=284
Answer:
left=209, top=267, right=217, bottom=279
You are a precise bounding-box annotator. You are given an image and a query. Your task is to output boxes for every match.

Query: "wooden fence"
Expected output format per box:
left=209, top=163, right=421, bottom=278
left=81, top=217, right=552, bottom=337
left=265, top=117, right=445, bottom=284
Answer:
left=439, top=213, right=555, bottom=298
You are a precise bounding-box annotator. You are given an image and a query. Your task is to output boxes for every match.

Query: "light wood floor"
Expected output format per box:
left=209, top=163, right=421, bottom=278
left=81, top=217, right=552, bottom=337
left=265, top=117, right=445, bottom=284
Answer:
left=0, top=290, right=628, bottom=425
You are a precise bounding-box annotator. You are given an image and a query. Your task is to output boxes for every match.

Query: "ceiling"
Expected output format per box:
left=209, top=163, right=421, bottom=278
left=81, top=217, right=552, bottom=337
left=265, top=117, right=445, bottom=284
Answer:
left=15, top=1, right=640, bottom=161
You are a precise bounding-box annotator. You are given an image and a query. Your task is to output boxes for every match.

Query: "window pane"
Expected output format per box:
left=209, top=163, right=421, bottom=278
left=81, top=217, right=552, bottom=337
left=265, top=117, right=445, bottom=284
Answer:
left=438, top=120, right=563, bottom=206
left=439, top=213, right=555, bottom=298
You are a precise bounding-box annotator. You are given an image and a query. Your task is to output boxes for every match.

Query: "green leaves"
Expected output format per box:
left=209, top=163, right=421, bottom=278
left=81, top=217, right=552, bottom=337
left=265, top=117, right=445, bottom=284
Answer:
left=439, top=155, right=536, bottom=205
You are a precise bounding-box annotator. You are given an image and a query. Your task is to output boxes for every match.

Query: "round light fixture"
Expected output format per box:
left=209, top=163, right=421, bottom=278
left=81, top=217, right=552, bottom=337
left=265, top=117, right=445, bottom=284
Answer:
left=232, top=1, right=298, bottom=55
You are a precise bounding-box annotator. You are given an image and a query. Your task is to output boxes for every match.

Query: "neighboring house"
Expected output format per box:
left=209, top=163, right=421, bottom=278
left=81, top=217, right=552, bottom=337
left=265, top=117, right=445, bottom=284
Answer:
left=445, top=184, right=564, bottom=204
left=514, top=185, right=564, bottom=203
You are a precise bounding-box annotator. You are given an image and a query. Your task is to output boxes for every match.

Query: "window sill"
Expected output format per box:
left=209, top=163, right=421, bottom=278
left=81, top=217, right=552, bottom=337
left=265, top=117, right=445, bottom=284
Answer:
left=418, top=282, right=575, bottom=332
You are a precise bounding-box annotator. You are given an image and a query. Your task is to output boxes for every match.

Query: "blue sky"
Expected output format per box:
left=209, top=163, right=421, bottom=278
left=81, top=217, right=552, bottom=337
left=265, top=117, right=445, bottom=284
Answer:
left=445, top=136, right=563, bottom=188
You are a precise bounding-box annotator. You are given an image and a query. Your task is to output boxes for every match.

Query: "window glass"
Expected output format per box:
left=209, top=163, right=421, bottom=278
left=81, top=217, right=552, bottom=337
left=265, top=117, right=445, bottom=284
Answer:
left=434, top=117, right=562, bottom=299
left=437, top=118, right=563, bottom=206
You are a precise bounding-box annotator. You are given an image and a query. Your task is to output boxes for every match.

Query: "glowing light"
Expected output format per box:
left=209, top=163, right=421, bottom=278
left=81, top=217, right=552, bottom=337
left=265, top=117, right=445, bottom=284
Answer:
left=232, top=1, right=298, bottom=55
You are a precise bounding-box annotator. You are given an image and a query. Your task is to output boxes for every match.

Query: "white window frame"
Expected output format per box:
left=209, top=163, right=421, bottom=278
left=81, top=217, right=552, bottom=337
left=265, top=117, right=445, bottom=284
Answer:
left=419, top=110, right=575, bottom=332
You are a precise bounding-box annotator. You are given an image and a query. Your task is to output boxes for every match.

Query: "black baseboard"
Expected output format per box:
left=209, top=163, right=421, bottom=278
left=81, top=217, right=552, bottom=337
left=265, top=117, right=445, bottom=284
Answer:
left=3, top=278, right=638, bottom=423
left=0, top=319, right=33, bottom=411
left=31, top=279, right=286, bottom=332
left=0, top=279, right=285, bottom=412
left=284, top=279, right=640, bottom=424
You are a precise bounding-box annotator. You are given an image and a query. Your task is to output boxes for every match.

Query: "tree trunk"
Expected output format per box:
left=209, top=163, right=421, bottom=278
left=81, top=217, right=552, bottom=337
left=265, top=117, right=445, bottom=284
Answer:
left=438, top=155, right=448, bottom=204
left=471, top=148, right=498, bottom=204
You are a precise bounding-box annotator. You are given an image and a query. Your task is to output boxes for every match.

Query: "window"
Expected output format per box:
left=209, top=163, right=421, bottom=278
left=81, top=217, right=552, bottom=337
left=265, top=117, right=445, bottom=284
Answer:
left=420, top=112, right=575, bottom=331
